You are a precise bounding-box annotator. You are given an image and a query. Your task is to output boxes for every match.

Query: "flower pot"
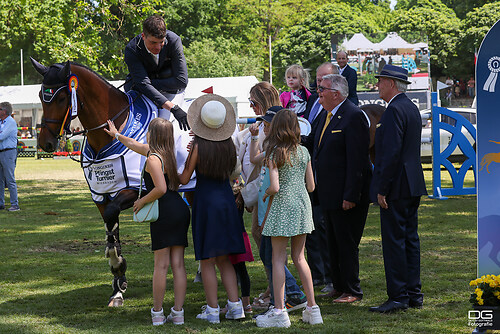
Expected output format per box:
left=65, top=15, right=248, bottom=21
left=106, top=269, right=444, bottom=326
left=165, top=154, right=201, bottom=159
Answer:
left=471, top=305, right=500, bottom=331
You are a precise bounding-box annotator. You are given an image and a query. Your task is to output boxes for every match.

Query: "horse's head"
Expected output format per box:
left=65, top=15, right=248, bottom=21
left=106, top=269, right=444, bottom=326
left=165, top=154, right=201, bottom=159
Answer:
left=31, top=58, right=73, bottom=152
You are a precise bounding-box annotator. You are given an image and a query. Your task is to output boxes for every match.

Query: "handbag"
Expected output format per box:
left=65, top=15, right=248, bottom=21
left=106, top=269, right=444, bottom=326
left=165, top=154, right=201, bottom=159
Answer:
left=240, top=164, right=261, bottom=208
left=133, top=153, right=163, bottom=223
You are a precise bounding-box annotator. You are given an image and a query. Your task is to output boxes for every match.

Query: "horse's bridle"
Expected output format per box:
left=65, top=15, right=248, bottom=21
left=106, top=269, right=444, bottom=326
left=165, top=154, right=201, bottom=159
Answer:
left=39, top=76, right=136, bottom=141
left=39, top=71, right=87, bottom=140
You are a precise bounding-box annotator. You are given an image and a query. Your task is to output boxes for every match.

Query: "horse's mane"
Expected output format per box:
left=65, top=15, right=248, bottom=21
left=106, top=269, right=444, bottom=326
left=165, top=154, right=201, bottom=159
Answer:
left=70, top=62, right=125, bottom=96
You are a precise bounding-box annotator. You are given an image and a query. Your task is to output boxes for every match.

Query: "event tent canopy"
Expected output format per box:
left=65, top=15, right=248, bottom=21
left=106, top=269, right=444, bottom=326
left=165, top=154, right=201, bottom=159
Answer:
left=341, top=32, right=428, bottom=53
left=342, top=33, right=376, bottom=51
left=374, top=32, right=415, bottom=50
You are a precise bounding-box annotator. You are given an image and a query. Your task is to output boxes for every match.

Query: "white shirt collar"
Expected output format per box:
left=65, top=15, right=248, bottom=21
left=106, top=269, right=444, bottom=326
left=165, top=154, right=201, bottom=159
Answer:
left=144, top=44, right=159, bottom=64
left=327, top=98, right=346, bottom=117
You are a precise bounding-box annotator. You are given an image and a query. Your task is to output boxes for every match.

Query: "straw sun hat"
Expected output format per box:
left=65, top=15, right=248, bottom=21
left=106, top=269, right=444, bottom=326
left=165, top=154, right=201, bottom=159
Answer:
left=187, top=94, right=236, bottom=141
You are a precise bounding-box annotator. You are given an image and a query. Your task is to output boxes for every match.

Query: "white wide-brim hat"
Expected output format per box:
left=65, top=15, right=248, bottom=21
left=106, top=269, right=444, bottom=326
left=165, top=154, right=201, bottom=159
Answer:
left=187, top=94, right=236, bottom=141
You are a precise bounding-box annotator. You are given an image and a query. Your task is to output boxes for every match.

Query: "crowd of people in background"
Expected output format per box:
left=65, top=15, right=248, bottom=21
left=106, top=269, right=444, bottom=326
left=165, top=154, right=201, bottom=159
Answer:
left=445, top=76, right=476, bottom=103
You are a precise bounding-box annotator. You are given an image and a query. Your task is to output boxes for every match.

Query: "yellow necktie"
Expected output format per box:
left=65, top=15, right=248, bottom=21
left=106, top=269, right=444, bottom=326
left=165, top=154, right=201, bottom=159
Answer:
left=319, top=112, right=333, bottom=146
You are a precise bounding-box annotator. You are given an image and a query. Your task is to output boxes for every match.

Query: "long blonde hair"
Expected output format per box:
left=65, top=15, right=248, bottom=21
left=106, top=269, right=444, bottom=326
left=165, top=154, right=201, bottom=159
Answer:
left=147, top=118, right=180, bottom=191
left=249, top=82, right=280, bottom=116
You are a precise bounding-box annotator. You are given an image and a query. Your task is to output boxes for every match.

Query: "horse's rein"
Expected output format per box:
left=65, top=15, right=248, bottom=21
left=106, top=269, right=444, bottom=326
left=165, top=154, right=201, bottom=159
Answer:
left=86, top=92, right=142, bottom=132
left=74, top=93, right=142, bottom=168
left=84, top=77, right=135, bottom=132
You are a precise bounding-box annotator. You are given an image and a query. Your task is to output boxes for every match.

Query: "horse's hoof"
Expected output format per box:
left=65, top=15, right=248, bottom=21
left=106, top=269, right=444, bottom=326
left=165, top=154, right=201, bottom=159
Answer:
left=108, top=297, right=124, bottom=307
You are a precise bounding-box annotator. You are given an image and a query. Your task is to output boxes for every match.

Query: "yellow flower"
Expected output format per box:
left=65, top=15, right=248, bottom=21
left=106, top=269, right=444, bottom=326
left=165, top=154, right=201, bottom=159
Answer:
left=478, top=298, right=484, bottom=305
left=494, top=291, right=500, bottom=297
left=476, top=288, right=483, bottom=298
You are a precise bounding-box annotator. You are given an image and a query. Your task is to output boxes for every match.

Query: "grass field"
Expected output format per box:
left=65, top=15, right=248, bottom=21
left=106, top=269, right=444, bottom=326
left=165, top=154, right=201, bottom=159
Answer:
left=0, top=158, right=478, bottom=333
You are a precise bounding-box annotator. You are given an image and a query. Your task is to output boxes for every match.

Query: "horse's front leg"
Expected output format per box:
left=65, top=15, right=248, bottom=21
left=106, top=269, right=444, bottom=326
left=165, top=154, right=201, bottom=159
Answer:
left=97, top=189, right=138, bottom=307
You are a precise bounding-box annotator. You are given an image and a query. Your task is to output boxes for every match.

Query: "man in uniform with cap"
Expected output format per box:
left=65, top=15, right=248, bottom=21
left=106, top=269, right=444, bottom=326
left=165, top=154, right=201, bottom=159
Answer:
left=369, top=65, right=427, bottom=313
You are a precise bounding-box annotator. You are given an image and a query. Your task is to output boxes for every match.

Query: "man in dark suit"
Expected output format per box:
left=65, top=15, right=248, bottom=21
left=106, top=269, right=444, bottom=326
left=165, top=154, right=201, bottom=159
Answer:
left=302, top=62, right=338, bottom=289
left=303, top=74, right=371, bottom=303
left=337, top=51, right=359, bottom=105
left=369, top=65, right=427, bottom=313
left=124, top=15, right=189, bottom=130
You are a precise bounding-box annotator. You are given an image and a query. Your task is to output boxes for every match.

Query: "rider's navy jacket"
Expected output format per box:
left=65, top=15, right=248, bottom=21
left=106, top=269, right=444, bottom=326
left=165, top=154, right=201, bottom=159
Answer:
left=124, top=32, right=188, bottom=108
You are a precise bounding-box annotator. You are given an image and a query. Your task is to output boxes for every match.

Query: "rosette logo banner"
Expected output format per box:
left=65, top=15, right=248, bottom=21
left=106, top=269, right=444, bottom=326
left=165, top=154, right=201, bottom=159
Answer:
left=477, top=19, right=500, bottom=276
left=483, top=56, right=500, bottom=93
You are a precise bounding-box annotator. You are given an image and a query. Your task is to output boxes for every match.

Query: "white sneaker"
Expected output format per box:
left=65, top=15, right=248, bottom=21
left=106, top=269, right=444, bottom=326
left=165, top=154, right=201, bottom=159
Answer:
left=151, top=307, right=166, bottom=326
left=255, top=305, right=274, bottom=321
left=256, top=308, right=291, bottom=328
left=196, top=304, right=220, bottom=324
left=166, top=307, right=184, bottom=325
left=225, top=299, right=245, bottom=319
left=302, top=305, right=323, bottom=325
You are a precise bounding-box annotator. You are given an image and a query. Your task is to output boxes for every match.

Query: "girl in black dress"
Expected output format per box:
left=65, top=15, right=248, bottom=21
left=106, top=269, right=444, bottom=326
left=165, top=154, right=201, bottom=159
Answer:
left=105, top=118, right=190, bottom=326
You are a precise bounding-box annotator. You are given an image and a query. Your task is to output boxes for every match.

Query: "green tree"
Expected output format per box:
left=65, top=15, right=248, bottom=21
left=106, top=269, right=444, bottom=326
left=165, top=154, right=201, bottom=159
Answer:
left=272, top=2, right=385, bottom=88
left=71, top=0, right=163, bottom=79
left=441, top=0, right=497, bottom=19
left=184, top=37, right=263, bottom=78
left=455, top=3, right=500, bottom=76
left=0, top=0, right=77, bottom=85
left=389, top=0, right=461, bottom=77
left=223, top=0, right=331, bottom=80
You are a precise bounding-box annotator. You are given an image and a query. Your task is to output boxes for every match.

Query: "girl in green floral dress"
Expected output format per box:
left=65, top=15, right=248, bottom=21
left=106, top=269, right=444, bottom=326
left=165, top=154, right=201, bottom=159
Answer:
left=256, top=109, right=323, bottom=328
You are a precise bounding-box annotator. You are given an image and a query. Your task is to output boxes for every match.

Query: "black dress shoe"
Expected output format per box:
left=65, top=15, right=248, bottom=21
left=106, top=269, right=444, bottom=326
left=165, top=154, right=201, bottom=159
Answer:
left=369, top=300, right=408, bottom=313
left=409, top=299, right=423, bottom=308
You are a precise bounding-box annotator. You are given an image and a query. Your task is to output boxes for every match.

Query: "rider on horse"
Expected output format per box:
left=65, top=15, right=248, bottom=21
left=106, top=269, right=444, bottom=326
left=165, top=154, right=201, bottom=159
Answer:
left=124, top=15, right=189, bottom=130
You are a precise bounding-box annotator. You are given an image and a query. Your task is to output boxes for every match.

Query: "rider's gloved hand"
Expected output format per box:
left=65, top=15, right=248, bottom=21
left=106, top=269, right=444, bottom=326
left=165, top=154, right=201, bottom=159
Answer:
left=171, top=105, right=190, bottom=131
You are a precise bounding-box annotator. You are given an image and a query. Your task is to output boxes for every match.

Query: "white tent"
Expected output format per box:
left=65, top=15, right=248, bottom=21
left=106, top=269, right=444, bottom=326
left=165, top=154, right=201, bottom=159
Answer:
left=374, top=32, right=414, bottom=50
left=183, top=76, right=259, bottom=117
left=342, top=33, right=376, bottom=52
left=411, top=42, right=429, bottom=50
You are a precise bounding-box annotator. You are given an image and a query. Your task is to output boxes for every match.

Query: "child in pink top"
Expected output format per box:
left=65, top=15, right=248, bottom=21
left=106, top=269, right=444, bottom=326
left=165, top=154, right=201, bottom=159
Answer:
left=279, top=64, right=311, bottom=117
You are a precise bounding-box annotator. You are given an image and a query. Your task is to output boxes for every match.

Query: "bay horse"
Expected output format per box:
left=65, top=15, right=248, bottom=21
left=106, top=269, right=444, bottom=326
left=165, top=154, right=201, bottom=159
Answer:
left=30, top=58, right=189, bottom=307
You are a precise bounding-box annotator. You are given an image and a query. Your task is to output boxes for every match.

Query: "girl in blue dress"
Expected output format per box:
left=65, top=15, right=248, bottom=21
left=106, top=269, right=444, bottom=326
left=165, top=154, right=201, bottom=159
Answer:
left=179, top=94, right=245, bottom=323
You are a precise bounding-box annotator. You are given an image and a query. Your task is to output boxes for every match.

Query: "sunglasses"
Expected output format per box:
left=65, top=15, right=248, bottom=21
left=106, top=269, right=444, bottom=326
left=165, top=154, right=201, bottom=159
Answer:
left=317, top=85, right=338, bottom=93
left=248, top=98, right=257, bottom=108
